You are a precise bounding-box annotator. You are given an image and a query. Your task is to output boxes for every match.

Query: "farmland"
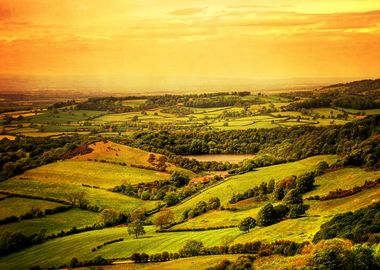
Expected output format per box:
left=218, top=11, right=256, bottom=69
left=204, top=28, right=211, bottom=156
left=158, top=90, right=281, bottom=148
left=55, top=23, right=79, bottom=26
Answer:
left=0, top=82, right=380, bottom=270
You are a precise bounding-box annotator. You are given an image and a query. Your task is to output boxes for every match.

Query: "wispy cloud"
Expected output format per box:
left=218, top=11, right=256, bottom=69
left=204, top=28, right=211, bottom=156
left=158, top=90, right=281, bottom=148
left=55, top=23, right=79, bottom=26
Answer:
left=168, top=8, right=204, bottom=16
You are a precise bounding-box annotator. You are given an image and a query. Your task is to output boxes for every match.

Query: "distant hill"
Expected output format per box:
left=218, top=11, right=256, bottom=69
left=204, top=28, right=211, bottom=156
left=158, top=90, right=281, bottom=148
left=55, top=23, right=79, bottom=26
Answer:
left=321, top=78, right=380, bottom=94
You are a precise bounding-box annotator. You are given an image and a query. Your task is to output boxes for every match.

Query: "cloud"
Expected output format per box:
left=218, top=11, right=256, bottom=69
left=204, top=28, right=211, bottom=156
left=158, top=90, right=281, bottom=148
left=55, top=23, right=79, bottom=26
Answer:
left=168, top=8, right=204, bottom=16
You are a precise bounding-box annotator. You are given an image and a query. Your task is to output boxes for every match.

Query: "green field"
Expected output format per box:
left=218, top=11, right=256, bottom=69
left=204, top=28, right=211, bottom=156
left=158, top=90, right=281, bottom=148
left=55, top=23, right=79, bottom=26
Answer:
left=305, top=167, right=380, bottom=197
left=0, top=209, right=99, bottom=236
left=0, top=179, right=157, bottom=213
left=0, top=226, right=241, bottom=269
left=167, top=155, right=337, bottom=220
left=15, top=160, right=170, bottom=188
left=0, top=197, right=64, bottom=220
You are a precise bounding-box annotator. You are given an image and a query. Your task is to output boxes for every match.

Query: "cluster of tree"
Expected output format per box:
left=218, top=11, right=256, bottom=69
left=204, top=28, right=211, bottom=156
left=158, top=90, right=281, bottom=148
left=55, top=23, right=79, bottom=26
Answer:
left=50, top=100, right=77, bottom=109
left=313, top=201, right=380, bottom=244
left=160, top=106, right=194, bottom=116
left=76, top=96, right=148, bottom=112
left=229, top=180, right=275, bottom=204
left=184, top=96, right=251, bottom=108
left=0, top=135, right=88, bottom=181
left=123, top=115, right=380, bottom=170
left=62, top=256, right=109, bottom=269
left=321, top=78, right=380, bottom=95
left=131, top=251, right=175, bottom=263
left=112, top=172, right=191, bottom=202
left=182, top=197, right=221, bottom=220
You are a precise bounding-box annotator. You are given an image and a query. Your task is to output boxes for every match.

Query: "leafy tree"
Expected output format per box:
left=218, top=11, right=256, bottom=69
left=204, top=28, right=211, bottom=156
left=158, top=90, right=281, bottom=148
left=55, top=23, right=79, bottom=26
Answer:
left=128, top=219, right=146, bottom=239
left=288, top=204, right=307, bottom=218
left=130, top=207, right=146, bottom=222
left=163, top=192, right=179, bottom=206
left=274, top=204, right=290, bottom=220
left=283, top=189, right=303, bottom=205
left=296, top=172, right=315, bottom=193
left=180, top=240, right=204, bottom=257
left=208, top=197, right=221, bottom=210
left=170, top=171, right=190, bottom=187
left=67, top=191, right=87, bottom=208
left=154, top=209, right=174, bottom=229
left=238, top=217, right=256, bottom=233
left=98, top=208, right=121, bottom=227
left=257, top=203, right=277, bottom=226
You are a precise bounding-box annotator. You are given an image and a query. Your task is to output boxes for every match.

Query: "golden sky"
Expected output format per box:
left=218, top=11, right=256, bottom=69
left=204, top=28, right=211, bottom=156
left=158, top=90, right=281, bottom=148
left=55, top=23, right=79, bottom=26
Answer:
left=0, top=0, right=380, bottom=89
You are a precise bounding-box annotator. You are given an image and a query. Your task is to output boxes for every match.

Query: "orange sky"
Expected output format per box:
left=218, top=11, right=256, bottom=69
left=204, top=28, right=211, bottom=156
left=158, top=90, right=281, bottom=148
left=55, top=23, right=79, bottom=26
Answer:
left=0, top=0, right=380, bottom=90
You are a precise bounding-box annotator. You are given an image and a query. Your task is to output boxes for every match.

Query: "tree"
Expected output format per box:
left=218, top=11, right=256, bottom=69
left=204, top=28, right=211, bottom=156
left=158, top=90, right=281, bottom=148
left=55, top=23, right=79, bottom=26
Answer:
left=257, top=203, right=277, bottom=226
left=163, top=192, right=179, bottom=206
left=274, top=204, right=290, bottom=220
left=130, top=207, right=146, bottom=222
left=208, top=197, right=221, bottom=210
left=179, top=240, right=204, bottom=257
left=170, top=171, right=190, bottom=187
left=238, top=217, right=256, bottom=233
left=296, top=172, right=315, bottom=193
left=283, top=189, right=303, bottom=205
left=98, top=209, right=121, bottom=227
left=154, top=209, right=174, bottom=229
left=67, top=191, right=87, bottom=207
left=128, top=219, right=146, bottom=239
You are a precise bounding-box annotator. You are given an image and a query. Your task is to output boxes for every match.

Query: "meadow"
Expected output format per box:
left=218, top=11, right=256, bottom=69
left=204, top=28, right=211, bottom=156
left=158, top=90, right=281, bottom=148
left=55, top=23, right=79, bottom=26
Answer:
left=0, top=226, right=241, bottom=269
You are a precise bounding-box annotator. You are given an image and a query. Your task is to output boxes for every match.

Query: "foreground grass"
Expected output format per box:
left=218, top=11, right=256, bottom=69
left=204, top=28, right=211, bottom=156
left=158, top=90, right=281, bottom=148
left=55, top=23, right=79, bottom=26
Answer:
left=0, top=226, right=241, bottom=269
left=0, top=209, right=99, bottom=236
left=78, top=255, right=246, bottom=270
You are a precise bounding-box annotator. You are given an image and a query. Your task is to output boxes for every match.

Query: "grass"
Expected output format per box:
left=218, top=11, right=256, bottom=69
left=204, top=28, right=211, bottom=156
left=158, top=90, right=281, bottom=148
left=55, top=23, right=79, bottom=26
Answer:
left=234, top=216, right=326, bottom=244
left=29, top=110, right=106, bottom=124
left=16, top=160, right=170, bottom=188
left=0, top=178, right=157, bottom=213
left=122, top=99, right=147, bottom=107
left=0, top=197, right=64, bottom=220
left=0, top=208, right=99, bottom=236
left=73, top=141, right=195, bottom=177
left=305, top=168, right=380, bottom=197
left=167, top=155, right=337, bottom=220
left=307, top=186, right=380, bottom=217
left=0, top=226, right=241, bottom=269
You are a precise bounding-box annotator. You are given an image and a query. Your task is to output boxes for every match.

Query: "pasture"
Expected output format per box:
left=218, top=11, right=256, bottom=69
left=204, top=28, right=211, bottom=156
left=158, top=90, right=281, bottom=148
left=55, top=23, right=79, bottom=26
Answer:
left=0, top=226, right=241, bottom=269
left=0, top=209, right=99, bottom=236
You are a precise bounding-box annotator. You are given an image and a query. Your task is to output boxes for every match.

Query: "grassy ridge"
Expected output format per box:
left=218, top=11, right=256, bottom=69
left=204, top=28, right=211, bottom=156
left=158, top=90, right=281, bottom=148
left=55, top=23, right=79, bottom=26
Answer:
left=0, top=197, right=63, bottom=220
left=0, top=179, right=157, bottom=212
left=16, top=160, right=169, bottom=188
left=0, top=209, right=99, bottom=236
left=167, top=155, right=337, bottom=219
left=0, top=226, right=241, bottom=269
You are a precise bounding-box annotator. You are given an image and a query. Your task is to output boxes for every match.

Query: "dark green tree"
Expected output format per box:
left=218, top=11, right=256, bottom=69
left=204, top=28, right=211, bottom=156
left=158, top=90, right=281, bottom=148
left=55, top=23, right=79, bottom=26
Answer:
left=238, top=217, right=256, bottom=233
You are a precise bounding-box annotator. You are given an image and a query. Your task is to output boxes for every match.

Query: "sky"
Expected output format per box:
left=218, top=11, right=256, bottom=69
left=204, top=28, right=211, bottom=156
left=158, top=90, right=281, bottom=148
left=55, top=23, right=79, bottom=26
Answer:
left=0, top=0, right=380, bottom=90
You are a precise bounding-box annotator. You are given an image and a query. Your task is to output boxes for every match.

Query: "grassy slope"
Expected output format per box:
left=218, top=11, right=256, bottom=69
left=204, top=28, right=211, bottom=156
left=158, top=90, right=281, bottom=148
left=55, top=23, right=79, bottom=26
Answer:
left=73, top=141, right=195, bottom=177
left=167, top=155, right=337, bottom=220
left=305, top=168, right=380, bottom=197
left=84, top=255, right=245, bottom=270
left=0, top=226, right=241, bottom=269
left=16, top=160, right=169, bottom=188
left=0, top=197, right=63, bottom=220
left=0, top=179, right=157, bottom=212
left=0, top=209, right=99, bottom=236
